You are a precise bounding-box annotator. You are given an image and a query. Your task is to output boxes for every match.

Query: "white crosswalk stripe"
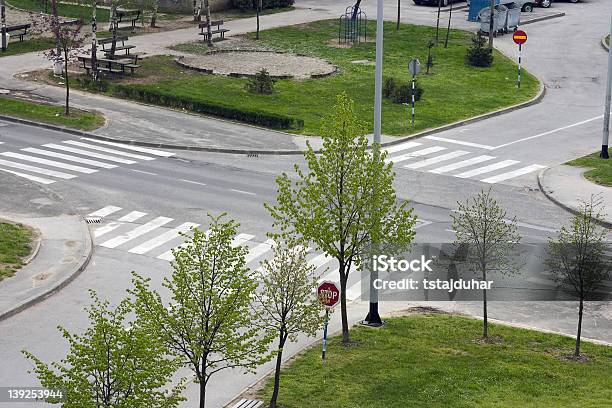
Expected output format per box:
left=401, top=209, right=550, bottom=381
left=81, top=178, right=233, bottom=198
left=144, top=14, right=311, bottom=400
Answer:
left=62, top=140, right=156, bottom=161
left=100, top=216, right=173, bottom=248
left=384, top=141, right=422, bottom=155
left=0, top=168, right=56, bottom=184
left=156, top=229, right=210, bottom=262
left=387, top=146, right=447, bottom=164
left=0, top=158, right=77, bottom=179
left=22, top=148, right=118, bottom=169
left=118, top=211, right=148, bottom=222
left=481, top=164, right=547, bottom=184
left=429, top=155, right=496, bottom=174
left=89, top=205, right=122, bottom=217
left=80, top=138, right=175, bottom=157
left=43, top=143, right=137, bottom=164
left=245, top=239, right=275, bottom=263
left=233, top=233, right=255, bottom=246
left=94, top=222, right=123, bottom=238
left=403, top=150, right=470, bottom=169
left=129, top=222, right=200, bottom=255
left=0, top=152, right=98, bottom=174
left=455, top=159, right=520, bottom=179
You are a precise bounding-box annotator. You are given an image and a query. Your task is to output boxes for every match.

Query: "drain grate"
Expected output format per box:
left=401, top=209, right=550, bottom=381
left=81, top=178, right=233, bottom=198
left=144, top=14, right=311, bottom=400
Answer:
left=85, top=217, right=102, bottom=224
left=247, top=153, right=259, bottom=158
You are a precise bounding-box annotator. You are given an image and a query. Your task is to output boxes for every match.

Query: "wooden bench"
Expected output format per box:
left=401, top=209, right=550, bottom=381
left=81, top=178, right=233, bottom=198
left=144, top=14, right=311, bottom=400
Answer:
left=98, top=36, right=135, bottom=57
left=198, top=19, right=230, bottom=42
left=5, top=24, right=31, bottom=42
left=116, top=9, right=141, bottom=28
left=78, top=55, right=141, bottom=76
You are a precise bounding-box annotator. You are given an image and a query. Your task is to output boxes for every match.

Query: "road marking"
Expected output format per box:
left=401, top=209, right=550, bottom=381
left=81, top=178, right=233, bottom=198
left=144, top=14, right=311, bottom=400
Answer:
left=387, top=146, right=447, bottom=164
left=0, top=158, right=77, bottom=179
left=94, top=222, right=123, bottom=238
left=403, top=150, right=470, bottom=169
left=245, top=239, right=275, bottom=263
left=309, top=253, right=334, bottom=270
left=21, top=148, right=118, bottom=169
left=233, top=233, right=255, bottom=246
left=230, top=189, right=256, bottom=196
left=130, top=169, right=158, bottom=176
left=80, top=138, right=175, bottom=157
left=118, top=211, right=148, bottom=222
left=179, top=179, right=207, bottom=186
left=481, top=164, right=546, bottom=184
left=345, top=280, right=363, bottom=301
left=99, top=216, right=173, bottom=248
left=0, top=152, right=98, bottom=174
left=62, top=140, right=156, bottom=161
left=491, top=115, right=605, bottom=150
left=425, top=136, right=495, bottom=150
left=89, top=206, right=122, bottom=217
left=156, top=229, right=210, bottom=261
left=429, top=155, right=496, bottom=174
left=455, top=160, right=519, bottom=179
left=383, top=141, right=422, bottom=155
left=512, top=220, right=558, bottom=233
left=43, top=143, right=137, bottom=164
left=0, top=168, right=56, bottom=184
left=128, top=222, right=200, bottom=255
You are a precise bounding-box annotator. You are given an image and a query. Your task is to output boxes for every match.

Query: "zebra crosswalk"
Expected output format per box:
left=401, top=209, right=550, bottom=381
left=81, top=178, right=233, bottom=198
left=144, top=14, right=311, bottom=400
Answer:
left=0, top=138, right=174, bottom=184
left=87, top=205, right=436, bottom=302
left=384, top=140, right=546, bottom=184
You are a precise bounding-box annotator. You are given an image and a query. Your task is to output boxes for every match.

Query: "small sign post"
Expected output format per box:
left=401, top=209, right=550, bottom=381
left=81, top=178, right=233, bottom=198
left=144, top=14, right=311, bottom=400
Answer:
left=317, top=281, right=340, bottom=361
left=513, top=30, right=527, bottom=89
left=408, top=58, right=421, bottom=126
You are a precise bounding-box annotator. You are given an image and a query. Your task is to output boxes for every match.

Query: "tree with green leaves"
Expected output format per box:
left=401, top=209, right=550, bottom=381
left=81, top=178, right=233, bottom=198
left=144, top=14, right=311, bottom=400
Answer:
left=254, top=241, right=325, bottom=408
left=547, top=195, right=611, bottom=357
left=266, top=93, right=416, bottom=345
left=23, top=290, right=185, bottom=408
left=451, top=188, right=521, bottom=339
left=130, top=215, right=274, bottom=408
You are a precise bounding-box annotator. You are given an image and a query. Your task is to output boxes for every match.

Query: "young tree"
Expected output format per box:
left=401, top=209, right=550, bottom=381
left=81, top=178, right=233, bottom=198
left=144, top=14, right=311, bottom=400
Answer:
left=23, top=291, right=185, bottom=408
left=150, top=0, right=160, bottom=27
left=198, top=0, right=212, bottom=46
left=1, top=0, right=7, bottom=51
left=451, top=188, right=521, bottom=339
left=256, top=0, right=262, bottom=40
left=435, top=0, right=442, bottom=44
left=130, top=215, right=274, bottom=408
left=254, top=241, right=325, bottom=408
left=547, top=196, right=611, bottom=357
left=444, top=0, right=453, bottom=48
left=396, top=0, right=400, bottom=31
left=266, top=93, right=416, bottom=345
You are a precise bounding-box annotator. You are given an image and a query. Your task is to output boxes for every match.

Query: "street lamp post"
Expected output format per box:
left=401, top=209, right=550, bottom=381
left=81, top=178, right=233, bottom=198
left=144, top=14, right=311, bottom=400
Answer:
left=365, top=0, right=384, bottom=327
left=601, top=14, right=612, bottom=159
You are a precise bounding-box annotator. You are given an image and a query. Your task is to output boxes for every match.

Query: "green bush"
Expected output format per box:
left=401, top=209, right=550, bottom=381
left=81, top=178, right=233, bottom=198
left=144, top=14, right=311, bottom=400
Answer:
left=383, top=77, right=396, bottom=98
left=232, top=0, right=254, bottom=10
left=246, top=69, right=275, bottom=95
left=383, top=77, right=423, bottom=104
left=75, top=76, right=109, bottom=93
left=466, top=32, right=493, bottom=68
left=112, top=85, right=303, bottom=130
left=262, top=0, right=294, bottom=8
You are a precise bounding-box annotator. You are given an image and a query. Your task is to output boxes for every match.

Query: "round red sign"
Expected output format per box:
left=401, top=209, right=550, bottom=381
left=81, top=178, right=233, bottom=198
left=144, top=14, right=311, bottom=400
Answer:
left=513, top=30, right=527, bottom=45
left=317, top=281, right=340, bottom=309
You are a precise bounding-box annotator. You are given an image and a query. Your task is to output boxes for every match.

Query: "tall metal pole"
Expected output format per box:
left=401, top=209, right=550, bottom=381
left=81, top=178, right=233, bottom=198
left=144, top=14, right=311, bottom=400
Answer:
left=365, top=0, right=384, bottom=327
left=602, top=14, right=612, bottom=159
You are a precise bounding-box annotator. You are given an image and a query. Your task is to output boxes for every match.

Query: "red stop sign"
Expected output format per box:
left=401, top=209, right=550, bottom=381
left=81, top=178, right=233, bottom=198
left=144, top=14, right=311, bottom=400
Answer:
left=317, top=281, right=340, bottom=309
left=513, top=30, right=527, bottom=45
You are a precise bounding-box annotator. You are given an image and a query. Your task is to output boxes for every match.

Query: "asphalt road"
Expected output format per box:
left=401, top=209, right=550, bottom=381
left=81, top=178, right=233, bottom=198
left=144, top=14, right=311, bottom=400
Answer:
left=1, top=1, right=612, bottom=407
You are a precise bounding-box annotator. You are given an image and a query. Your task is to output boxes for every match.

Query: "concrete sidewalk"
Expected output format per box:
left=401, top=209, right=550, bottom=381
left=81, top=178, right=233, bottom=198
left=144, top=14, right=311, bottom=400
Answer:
left=538, top=164, right=612, bottom=228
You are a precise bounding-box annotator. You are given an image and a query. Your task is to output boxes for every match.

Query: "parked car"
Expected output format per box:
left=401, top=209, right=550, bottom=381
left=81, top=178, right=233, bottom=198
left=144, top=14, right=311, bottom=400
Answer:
left=467, top=0, right=551, bottom=10
left=413, top=0, right=465, bottom=6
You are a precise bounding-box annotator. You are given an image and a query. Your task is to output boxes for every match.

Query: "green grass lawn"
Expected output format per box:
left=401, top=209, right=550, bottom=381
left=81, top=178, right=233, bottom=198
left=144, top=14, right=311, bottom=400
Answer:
left=8, top=0, right=111, bottom=22
left=0, top=96, right=105, bottom=130
left=567, top=152, right=612, bottom=186
left=0, top=222, right=33, bottom=281
left=0, top=37, right=56, bottom=57
left=88, top=19, right=538, bottom=136
left=259, top=313, right=612, bottom=408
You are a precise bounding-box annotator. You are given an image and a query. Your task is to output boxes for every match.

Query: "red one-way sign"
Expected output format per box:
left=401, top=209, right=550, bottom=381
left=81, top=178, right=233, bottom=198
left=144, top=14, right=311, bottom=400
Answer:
left=513, top=30, right=528, bottom=45
left=317, top=281, right=340, bottom=309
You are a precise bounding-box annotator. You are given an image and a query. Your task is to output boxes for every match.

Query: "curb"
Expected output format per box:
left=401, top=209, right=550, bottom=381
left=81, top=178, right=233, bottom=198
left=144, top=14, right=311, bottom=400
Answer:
left=0, top=218, right=94, bottom=322
left=0, top=81, right=546, bottom=156
left=22, top=226, right=42, bottom=266
left=520, top=12, right=565, bottom=26
left=601, top=35, right=609, bottom=51
left=537, top=168, right=612, bottom=229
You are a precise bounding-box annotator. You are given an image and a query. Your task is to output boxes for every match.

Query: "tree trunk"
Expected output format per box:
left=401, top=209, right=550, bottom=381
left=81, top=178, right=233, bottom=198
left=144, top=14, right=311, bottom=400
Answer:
left=256, top=1, right=261, bottom=40
left=396, top=0, right=400, bottom=31
left=575, top=297, right=584, bottom=357
left=435, top=0, right=441, bottom=44
left=193, top=0, right=198, bottom=22
left=199, top=358, right=207, bottom=408
left=150, top=0, right=158, bottom=28
left=204, top=0, right=212, bottom=47
left=196, top=0, right=203, bottom=22
left=269, top=331, right=286, bottom=408
left=340, top=270, right=349, bottom=345
left=1, top=0, right=7, bottom=51
left=482, top=269, right=488, bottom=338
left=64, top=47, right=69, bottom=116
left=444, top=1, right=452, bottom=48
left=488, top=0, right=494, bottom=48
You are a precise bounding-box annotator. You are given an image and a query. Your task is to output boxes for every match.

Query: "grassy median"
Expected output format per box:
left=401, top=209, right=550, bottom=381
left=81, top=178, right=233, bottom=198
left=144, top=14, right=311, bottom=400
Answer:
left=259, top=312, right=612, bottom=408
left=567, top=153, right=612, bottom=187
left=66, top=20, right=539, bottom=136
left=0, top=96, right=105, bottom=130
left=0, top=221, right=34, bottom=281
left=0, top=37, right=56, bottom=57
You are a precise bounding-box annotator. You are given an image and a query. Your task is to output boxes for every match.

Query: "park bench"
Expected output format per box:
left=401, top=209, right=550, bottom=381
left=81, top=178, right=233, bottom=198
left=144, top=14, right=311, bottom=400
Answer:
left=198, top=19, right=230, bottom=42
left=98, top=36, right=135, bottom=57
left=78, top=55, right=141, bottom=76
left=116, top=9, right=141, bottom=28
left=4, top=24, right=31, bottom=42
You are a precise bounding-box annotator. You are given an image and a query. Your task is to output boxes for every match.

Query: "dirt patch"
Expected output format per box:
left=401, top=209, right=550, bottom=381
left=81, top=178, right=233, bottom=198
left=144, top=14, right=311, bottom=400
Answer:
left=474, top=335, right=505, bottom=345
left=387, top=306, right=450, bottom=318
left=326, top=37, right=374, bottom=49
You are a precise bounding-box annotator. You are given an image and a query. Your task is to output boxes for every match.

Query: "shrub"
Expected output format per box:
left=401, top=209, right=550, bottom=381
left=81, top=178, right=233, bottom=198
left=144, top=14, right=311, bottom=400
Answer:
left=383, top=77, right=396, bottom=98
left=75, top=75, right=109, bottom=92
left=262, top=0, right=294, bottom=8
left=246, top=69, right=275, bottom=95
left=466, top=32, right=493, bottom=68
left=232, top=0, right=254, bottom=10
left=111, top=85, right=303, bottom=130
left=391, top=82, right=423, bottom=104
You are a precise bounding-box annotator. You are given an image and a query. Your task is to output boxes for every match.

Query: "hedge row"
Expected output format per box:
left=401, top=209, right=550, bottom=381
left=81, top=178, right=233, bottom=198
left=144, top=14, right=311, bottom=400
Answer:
left=111, top=85, right=304, bottom=130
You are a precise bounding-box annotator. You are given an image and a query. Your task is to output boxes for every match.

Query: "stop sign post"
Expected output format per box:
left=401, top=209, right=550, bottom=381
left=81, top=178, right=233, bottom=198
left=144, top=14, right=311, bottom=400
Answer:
left=317, top=281, right=340, bottom=361
left=513, top=30, right=528, bottom=89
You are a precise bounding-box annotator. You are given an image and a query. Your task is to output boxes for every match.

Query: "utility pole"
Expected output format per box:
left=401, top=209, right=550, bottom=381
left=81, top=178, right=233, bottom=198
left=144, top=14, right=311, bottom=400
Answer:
left=365, top=0, right=384, bottom=327
left=489, top=0, right=495, bottom=48
left=602, top=14, right=612, bottom=159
